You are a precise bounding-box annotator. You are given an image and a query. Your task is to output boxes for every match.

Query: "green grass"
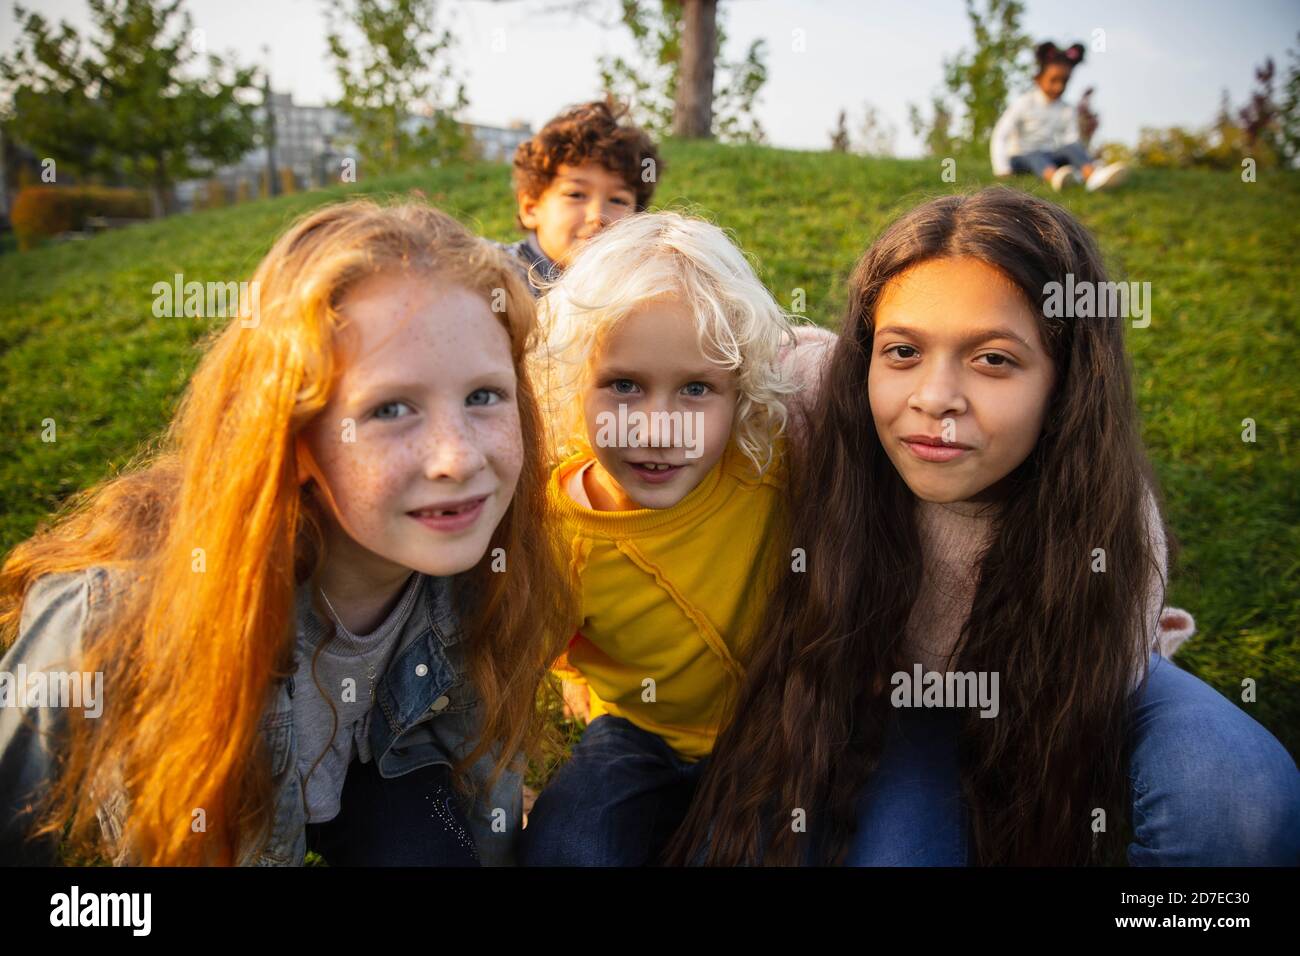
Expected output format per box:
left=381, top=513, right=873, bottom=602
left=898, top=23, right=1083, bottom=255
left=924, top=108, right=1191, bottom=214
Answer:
left=1, top=140, right=1297, bottom=761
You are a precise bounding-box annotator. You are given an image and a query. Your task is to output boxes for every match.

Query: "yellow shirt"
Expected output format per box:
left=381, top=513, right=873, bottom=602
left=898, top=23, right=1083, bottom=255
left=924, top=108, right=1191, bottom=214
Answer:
left=548, top=439, right=786, bottom=760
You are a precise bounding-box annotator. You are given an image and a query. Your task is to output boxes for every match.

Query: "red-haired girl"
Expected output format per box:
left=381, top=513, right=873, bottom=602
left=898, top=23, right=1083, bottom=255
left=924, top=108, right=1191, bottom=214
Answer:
left=0, top=200, right=572, bottom=866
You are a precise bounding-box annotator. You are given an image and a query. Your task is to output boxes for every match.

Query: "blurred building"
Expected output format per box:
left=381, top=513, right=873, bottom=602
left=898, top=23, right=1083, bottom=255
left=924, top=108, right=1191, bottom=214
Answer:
left=176, top=92, right=532, bottom=209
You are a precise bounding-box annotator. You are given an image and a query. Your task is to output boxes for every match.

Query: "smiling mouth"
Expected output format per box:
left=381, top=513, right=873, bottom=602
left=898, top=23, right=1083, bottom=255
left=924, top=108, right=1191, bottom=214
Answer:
left=902, top=439, right=972, bottom=463
left=627, top=461, right=684, bottom=482
left=407, top=496, right=489, bottom=518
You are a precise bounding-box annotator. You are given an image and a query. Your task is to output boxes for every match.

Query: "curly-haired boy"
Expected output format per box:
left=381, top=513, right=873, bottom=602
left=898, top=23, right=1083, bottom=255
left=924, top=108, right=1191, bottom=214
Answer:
left=498, top=99, right=662, bottom=296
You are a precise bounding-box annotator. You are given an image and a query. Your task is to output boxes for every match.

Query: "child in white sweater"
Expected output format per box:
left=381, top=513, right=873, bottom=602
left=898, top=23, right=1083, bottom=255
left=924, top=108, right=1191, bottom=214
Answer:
left=991, top=41, right=1129, bottom=192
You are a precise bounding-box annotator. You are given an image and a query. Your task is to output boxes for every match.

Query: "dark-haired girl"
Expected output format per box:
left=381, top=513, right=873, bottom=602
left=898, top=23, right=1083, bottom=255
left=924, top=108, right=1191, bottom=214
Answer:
left=992, top=41, right=1128, bottom=192
left=669, top=187, right=1300, bottom=866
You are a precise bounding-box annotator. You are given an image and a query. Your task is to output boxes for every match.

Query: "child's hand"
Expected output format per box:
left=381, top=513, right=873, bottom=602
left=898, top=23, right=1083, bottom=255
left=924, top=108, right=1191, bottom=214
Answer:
left=560, top=679, right=591, bottom=724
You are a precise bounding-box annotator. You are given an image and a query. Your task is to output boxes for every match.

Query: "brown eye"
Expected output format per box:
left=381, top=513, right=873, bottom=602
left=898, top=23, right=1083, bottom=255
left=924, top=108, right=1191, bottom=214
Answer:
left=976, top=352, right=1015, bottom=369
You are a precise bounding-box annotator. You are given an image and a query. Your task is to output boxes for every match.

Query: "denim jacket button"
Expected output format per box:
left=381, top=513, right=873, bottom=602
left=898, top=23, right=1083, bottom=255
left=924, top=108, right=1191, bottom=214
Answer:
left=415, top=663, right=429, bottom=677
left=430, top=695, right=450, bottom=712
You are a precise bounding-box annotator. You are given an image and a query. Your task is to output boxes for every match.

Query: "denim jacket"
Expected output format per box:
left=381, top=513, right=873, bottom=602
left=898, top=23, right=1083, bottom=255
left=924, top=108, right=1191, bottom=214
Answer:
left=493, top=234, right=560, bottom=298
left=0, top=566, right=522, bottom=866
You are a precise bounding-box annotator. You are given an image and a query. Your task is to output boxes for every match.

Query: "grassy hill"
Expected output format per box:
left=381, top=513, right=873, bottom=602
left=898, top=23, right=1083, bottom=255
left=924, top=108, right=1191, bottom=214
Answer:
left=1, top=140, right=1297, bottom=756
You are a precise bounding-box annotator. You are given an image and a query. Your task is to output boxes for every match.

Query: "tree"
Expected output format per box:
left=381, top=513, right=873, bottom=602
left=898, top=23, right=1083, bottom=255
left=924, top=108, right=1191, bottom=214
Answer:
left=829, top=110, right=850, bottom=153
left=907, top=0, right=1031, bottom=156
left=1280, top=34, right=1300, bottom=166
left=0, top=0, right=260, bottom=217
left=855, top=102, right=896, bottom=157
left=674, top=0, right=716, bottom=138
left=1237, top=55, right=1289, bottom=166
left=941, top=0, right=1033, bottom=150
left=832, top=102, right=897, bottom=156
left=325, top=0, right=470, bottom=178
left=908, top=95, right=957, bottom=158
left=597, top=0, right=767, bottom=143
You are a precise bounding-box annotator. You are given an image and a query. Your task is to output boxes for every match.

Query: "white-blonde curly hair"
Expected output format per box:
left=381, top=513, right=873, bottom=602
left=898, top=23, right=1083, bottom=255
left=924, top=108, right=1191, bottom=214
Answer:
left=531, top=211, right=798, bottom=476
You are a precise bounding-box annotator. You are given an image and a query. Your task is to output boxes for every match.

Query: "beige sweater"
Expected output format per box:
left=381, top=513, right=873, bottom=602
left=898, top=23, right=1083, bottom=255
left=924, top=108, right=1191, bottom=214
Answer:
left=904, top=497, right=1195, bottom=685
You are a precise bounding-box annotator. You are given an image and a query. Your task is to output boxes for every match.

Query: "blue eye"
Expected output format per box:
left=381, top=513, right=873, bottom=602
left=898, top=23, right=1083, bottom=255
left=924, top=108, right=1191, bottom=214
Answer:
left=611, top=379, right=638, bottom=394
left=682, top=382, right=710, bottom=397
left=468, top=388, right=505, bottom=406
left=373, top=401, right=413, bottom=420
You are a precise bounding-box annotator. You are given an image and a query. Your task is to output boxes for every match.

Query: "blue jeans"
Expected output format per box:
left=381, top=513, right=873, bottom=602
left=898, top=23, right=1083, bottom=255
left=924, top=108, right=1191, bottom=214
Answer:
left=1010, top=141, right=1094, bottom=177
left=518, top=715, right=709, bottom=865
left=847, top=652, right=1300, bottom=865
left=304, top=756, right=481, bottom=866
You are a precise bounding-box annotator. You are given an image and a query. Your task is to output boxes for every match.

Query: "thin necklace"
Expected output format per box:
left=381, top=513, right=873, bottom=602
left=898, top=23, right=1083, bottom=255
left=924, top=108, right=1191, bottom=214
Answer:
left=317, top=587, right=378, bottom=703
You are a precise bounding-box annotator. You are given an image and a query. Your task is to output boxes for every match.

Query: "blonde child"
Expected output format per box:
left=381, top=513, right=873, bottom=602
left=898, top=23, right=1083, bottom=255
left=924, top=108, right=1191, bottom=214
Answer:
left=518, top=211, right=826, bottom=865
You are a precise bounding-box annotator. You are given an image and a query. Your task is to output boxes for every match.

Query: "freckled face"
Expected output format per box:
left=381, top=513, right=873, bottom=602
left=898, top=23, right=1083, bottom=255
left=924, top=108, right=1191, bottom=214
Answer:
left=868, top=257, right=1056, bottom=504
left=581, top=296, right=739, bottom=511
left=300, top=273, right=523, bottom=577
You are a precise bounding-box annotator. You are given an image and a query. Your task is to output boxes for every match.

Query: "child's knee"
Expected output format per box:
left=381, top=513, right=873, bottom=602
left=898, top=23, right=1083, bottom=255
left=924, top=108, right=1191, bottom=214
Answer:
left=1131, top=704, right=1300, bottom=865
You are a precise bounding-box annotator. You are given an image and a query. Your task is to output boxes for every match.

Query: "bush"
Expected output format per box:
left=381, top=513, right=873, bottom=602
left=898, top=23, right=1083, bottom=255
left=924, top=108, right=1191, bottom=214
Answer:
left=1096, top=140, right=1136, bottom=167
left=1137, top=92, right=1284, bottom=171
left=10, top=185, right=151, bottom=251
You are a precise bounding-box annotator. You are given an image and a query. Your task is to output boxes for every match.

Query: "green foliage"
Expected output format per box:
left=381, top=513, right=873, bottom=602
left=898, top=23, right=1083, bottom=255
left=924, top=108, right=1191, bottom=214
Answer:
left=1137, top=46, right=1300, bottom=172
left=1281, top=34, right=1300, bottom=166
left=598, top=0, right=767, bottom=144
left=834, top=103, right=897, bottom=156
left=325, top=0, right=471, bottom=177
left=942, top=0, right=1033, bottom=150
left=0, top=143, right=1296, bottom=768
left=909, top=0, right=1032, bottom=157
left=1139, top=92, right=1275, bottom=171
left=0, top=0, right=260, bottom=216
left=712, top=34, right=767, bottom=145
left=908, top=95, right=958, bottom=158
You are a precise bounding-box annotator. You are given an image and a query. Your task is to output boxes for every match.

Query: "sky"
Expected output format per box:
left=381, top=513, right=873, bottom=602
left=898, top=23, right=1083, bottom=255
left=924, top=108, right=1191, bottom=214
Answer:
left=2, top=0, right=1298, bottom=156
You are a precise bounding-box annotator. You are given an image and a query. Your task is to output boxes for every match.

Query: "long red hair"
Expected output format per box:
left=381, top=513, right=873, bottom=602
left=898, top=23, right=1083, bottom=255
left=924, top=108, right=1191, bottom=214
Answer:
left=0, top=199, right=573, bottom=865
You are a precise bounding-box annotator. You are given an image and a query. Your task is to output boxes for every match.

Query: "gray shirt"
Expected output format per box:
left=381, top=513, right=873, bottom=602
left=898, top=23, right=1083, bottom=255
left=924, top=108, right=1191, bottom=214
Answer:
left=292, top=571, right=423, bottom=823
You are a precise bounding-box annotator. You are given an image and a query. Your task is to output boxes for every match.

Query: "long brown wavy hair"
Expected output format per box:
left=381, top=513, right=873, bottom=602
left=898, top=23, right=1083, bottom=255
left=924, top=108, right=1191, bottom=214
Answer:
left=0, top=199, right=574, bottom=865
left=668, top=187, right=1164, bottom=866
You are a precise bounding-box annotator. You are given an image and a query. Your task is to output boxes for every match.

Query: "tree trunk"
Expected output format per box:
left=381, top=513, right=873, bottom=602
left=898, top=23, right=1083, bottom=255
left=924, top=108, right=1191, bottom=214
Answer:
left=151, top=160, right=174, bottom=218
left=673, top=0, right=717, bottom=139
